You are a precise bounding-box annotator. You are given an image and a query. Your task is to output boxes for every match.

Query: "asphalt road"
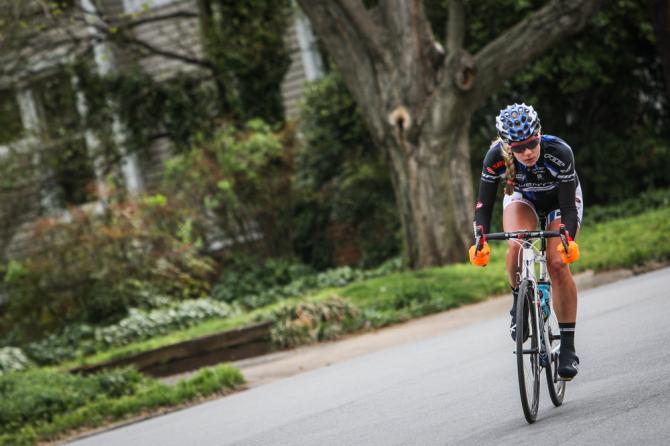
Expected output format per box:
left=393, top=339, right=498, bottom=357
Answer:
left=68, top=267, right=670, bottom=446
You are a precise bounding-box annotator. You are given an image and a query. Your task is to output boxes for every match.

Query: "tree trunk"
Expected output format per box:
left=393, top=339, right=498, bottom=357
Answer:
left=296, top=0, right=603, bottom=268
left=383, top=115, right=473, bottom=267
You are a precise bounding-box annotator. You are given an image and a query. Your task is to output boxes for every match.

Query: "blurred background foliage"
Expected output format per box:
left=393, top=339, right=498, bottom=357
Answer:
left=0, top=0, right=669, bottom=344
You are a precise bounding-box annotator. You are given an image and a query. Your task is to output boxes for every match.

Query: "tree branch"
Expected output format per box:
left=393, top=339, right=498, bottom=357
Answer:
left=469, top=0, right=603, bottom=109
left=109, top=28, right=214, bottom=70
left=110, top=11, right=199, bottom=30
left=446, top=0, right=465, bottom=55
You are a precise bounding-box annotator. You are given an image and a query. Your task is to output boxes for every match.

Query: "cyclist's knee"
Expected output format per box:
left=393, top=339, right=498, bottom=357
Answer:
left=547, top=255, right=570, bottom=278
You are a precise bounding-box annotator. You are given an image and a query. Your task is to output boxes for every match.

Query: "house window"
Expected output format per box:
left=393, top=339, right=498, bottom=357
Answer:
left=0, top=90, right=24, bottom=145
left=31, top=73, right=97, bottom=207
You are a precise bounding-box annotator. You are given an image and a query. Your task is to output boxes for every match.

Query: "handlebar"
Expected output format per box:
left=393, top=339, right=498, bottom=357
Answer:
left=473, top=224, right=571, bottom=256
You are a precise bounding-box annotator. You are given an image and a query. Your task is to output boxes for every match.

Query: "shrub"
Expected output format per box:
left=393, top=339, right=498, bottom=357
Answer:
left=585, top=187, right=670, bottom=224
left=212, top=257, right=403, bottom=310
left=0, top=348, right=31, bottom=375
left=1, top=192, right=215, bottom=341
left=269, top=295, right=363, bottom=348
left=293, top=72, right=400, bottom=269
left=163, top=120, right=296, bottom=259
left=0, top=364, right=243, bottom=444
left=211, top=256, right=314, bottom=303
left=0, top=368, right=145, bottom=436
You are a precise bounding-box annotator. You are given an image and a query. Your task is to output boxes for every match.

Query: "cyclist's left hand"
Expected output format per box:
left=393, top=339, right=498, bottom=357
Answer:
left=469, top=242, right=490, bottom=266
left=557, top=240, right=580, bottom=264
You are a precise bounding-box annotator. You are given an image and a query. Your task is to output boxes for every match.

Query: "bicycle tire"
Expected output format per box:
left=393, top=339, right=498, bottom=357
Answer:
left=544, top=309, right=566, bottom=406
left=516, top=279, right=540, bottom=423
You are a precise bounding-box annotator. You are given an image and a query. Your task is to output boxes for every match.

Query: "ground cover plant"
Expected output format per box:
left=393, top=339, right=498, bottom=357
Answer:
left=0, top=364, right=243, bottom=445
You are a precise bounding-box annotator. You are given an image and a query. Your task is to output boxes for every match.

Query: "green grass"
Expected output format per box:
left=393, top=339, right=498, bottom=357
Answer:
left=63, top=206, right=670, bottom=369
left=575, top=206, right=670, bottom=272
left=0, top=364, right=244, bottom=446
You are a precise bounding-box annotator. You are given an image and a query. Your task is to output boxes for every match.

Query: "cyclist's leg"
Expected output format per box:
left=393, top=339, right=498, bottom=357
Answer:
left=546, top=217, right=579, bottom=322
left=546, top=189, right=583, bottom=378
left=545, top=184, right=583, bottom=322
left=502, top=193, right=538, bottom=286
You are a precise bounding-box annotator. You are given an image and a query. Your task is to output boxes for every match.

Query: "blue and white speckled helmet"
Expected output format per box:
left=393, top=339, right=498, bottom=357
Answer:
left=495, top=103, right=541, bottom=142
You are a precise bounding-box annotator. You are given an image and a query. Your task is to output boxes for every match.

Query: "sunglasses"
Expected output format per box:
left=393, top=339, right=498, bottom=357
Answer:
left=509, top=135, right=540, bottom=153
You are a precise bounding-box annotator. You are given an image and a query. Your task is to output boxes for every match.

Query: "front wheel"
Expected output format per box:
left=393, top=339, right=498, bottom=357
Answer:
left=544, top=308, right=566, bottom=406
left=516, top=280, right=540, bottom=423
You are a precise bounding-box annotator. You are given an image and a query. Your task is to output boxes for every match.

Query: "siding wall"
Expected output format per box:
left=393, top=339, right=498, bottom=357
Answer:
left=121, top=0, right=203, bottom=80
left=281, top=19, right=309, bottom=119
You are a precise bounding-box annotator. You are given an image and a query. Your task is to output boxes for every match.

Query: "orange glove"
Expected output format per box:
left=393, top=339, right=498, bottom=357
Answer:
left=557, top=240, right=580, bottom=264
left=469, top=243, right=490, bottom=267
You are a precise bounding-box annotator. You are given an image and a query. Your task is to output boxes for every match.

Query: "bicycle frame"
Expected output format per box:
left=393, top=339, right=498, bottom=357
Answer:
left=514, top=238, right=555, bottom=369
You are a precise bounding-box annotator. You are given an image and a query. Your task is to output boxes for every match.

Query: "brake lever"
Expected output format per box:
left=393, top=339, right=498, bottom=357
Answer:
left=473, top=223, right=485, bottom=256
left=559, top=224, right=570, bottom=253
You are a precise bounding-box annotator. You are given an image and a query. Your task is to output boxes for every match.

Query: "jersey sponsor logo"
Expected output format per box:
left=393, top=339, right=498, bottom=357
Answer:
left=521, top=184, right=556, bottom=192
left=560, top=163, right=572, bottom=173
left=492, top=160, right=505, bottom=169
left=544, top=153, right=566, bottom=167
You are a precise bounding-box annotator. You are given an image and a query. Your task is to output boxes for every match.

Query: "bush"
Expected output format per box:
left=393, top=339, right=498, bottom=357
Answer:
left=0, top=368, right=145, bottom=436
left=293, top=72, right=400, bottom=269
left=163, top=120, right=296, bottom=259
left=269, top=295, right=363, bottom=348
left=1, top=193, right=215, bottom=342
left=0, top=364, right=243, bottom=445
left=0, top=348, right=31, bottom=375
left=585, top=187, right=670, bottom=224
left=211, top=256, right=315, bottom=303
left=212, top=257, right=403, bottom=310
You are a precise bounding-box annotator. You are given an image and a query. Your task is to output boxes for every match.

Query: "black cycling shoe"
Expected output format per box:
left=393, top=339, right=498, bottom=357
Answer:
left=558, top=348, right=580, bottom=380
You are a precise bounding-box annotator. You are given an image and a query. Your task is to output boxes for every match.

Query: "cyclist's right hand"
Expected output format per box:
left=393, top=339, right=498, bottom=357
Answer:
left=469, top=242, right=490, bottom=267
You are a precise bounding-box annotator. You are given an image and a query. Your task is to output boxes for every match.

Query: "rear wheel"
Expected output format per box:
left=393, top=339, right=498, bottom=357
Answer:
left=544, top=308, right=566, bottom=406
left=516, top=280, right=540, bottom=424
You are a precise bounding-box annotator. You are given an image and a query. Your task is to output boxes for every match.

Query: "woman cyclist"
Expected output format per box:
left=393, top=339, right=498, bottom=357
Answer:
left=469, top=103, right=582, bottom=380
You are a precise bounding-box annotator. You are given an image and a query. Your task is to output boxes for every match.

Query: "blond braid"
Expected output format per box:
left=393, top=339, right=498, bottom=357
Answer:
left=498, top=139, right=516, bottom=195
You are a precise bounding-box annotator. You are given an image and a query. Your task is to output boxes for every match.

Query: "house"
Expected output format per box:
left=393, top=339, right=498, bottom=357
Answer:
left=0, top=0, right=324, bottom=260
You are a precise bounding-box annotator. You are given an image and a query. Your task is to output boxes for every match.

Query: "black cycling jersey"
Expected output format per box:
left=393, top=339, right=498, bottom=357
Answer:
left=473, top=134, right=580, bottom=237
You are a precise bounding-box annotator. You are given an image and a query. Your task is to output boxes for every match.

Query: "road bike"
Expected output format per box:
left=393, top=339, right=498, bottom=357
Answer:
left=473, top=220, right=569, bottom=423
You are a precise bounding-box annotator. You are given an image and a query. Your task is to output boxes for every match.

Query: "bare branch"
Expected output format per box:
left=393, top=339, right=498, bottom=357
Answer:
left=469, top=0, right=603, bottom=109
left=109, top=11, right=199, bottom=30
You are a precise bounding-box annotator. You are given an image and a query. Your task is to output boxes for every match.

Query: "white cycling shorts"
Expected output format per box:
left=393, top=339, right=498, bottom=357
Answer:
left=502, top=184, right=583, bottom=228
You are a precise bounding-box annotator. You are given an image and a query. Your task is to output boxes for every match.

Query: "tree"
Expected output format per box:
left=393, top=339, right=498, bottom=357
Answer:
left=296, top=0, right=603, bottom=268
